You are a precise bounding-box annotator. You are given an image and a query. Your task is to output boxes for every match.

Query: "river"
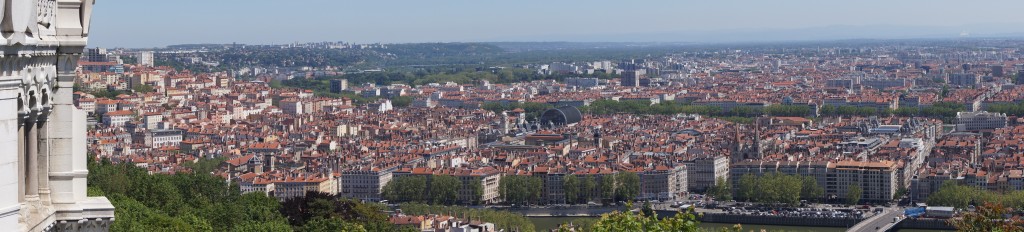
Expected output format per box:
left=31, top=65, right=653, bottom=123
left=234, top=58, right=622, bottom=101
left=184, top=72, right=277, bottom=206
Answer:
left=527, top=216, right=953, bottom=232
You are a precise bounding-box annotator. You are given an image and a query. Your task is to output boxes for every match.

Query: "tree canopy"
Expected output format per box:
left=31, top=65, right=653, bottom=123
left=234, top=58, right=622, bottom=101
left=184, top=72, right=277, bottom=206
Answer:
left=735, top=173, right=824, bottom=205
left=88, top=157, right=415, bottom=232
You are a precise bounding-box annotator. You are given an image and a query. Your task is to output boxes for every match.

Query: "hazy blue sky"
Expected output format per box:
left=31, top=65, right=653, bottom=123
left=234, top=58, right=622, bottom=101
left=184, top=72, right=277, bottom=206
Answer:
left=90, top=0, right=1024, bottom=48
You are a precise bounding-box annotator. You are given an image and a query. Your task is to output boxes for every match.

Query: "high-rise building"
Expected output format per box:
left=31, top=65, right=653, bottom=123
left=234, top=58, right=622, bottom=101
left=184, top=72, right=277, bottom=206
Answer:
left=991, top=65, right=1004, bottom=77
left=137, top=51, right=155, bottom=67
left=948, top=73, right=980, bottom=87
left=84, top=47, right=113, bottom=63
left=0, top=0, right=114, bottom=231
left=330, top=79, right=349, bottom=93
left=621, top=70, right=646, bottom=87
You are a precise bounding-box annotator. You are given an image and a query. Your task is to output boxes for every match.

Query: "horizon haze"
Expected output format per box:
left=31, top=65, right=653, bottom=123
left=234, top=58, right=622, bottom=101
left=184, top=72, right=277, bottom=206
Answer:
left=91, top=0, right=1024, bottom=48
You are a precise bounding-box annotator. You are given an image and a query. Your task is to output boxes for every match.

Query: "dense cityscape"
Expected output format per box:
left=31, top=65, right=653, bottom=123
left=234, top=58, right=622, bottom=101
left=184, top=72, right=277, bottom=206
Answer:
left=8, top=0, right=1024, bottom=231
left=73, top=38, right=1024, bottom=231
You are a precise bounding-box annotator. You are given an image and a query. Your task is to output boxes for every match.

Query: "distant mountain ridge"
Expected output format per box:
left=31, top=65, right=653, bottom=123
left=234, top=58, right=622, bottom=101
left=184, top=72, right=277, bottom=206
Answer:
left=491, top=23, right=1024, bottom=44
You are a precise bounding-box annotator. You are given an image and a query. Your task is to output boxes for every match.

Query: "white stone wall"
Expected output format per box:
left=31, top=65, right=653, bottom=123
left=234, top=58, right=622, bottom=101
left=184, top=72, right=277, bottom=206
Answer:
left=0, top=0, right=112, bottom=231
left=0, top=80, right=22, bottom=231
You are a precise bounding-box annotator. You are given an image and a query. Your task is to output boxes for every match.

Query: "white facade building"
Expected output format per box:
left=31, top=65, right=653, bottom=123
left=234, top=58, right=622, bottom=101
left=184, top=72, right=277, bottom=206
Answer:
left=135, top=51, right=154, bottom=67
left=685, top=156, right=729, bottom=192
left=955, top=111, right=1007, bottom=132
left=0, top=0, right=114, bottom=231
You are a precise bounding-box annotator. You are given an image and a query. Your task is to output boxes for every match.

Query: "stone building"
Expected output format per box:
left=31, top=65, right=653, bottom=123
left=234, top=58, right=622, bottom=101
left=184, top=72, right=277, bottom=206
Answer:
left=684, top=156, right=729, bottom=192
left=0, top=0, right=114, bottom=231
left=955, top=111, right=1007, bottom=132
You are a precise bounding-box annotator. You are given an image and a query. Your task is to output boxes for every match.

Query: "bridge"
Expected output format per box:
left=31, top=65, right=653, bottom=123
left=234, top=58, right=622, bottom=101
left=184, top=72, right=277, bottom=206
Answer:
left=848, top=207, right=905, bottom=232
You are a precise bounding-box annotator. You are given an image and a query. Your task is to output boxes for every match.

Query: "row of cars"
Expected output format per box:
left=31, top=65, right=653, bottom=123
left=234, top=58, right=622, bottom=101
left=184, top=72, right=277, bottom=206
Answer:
left=722, top=206, right=870, bottom=219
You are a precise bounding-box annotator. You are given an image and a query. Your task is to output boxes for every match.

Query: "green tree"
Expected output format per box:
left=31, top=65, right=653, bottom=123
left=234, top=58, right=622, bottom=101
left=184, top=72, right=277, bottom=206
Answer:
left=950, top=202, right=1023, bottom=232
left=301, top=217, right=368, bottom=232
left=88, top=158, right=293, bottom=231
left=231, top=221, right=294, bottom=232
left=390, top=95, right=413, bottom=108
left=132, top=84, right=155, bottom=93
left=470, top=178, right=484, bottom=205
left=615, top=172, right=641, bottom=202
left=800, top=176, right=824, bottom=201
left=707, top=177, right=732, bottom=201
left=736, top=174, right=756, bottom=202
left=499, top=175, right=544, bottom=206
left=429, top=175, right=461, bottom=205
left=383, top=175, right=428, bottom=203
left=563, top=175, right=580, bottom=204
left=581, top=175, right=597, bottom=204
left=847, top=184, right=863, bottom=205
left=600, top=175, right=616, bottom=204
left=591, top=206, right=729, bottom=232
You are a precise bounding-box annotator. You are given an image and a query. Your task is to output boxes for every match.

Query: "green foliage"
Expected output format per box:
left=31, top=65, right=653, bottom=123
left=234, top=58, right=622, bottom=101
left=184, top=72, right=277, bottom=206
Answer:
left=581, top=176, right=597, bottom=204
left=564, top=175, right=581, bottom=204
left=481, top=101, right=551, bottom=121
left=132, top=84, right=156, bottom=93
left=88, top=158, right=290, bottom=231
left=499, top=175, right=543, bottom=205
left=579, top=100, right=723, bottom=116
left=399, top=203, right=536, bottom=232
left=181, top=157, right=227, bottom=175
left=846, top=184, right=863, bottom=205
left=949, top=202, right=1024, bottom=232
left=614, top=172, right=641, bottom=202
left=891, top=101, right=966, bottom=122
left=83, top=88, right=132, bottom=99
left=382, top=175, right=463, bottom=205
left=577, top=100, right=769, bottom=125
left=279, top=77, right=377, bottom=104
left=231, top=221, right=293, bottom=232
left=279, top=191, right=391, bottom=230
left=987, top=102, right=1024, bottom=117
left=301, top=217, right=368, bottom=232
left=591, top=207, right=710, bottom=232
left=735, top=173, right=812, bottom=205
left=382, top=175, right=428, bottom=203
left=268, top=79, right=284, bottom=89
left=707, top=177, right=732, bottom=201
left=600, top=175, right=616, bottom=203
left=390, top=95, right=413, bottom=108
left=764, top=105, right=812, bottom=117
left=800, top=176, right=824, bottom=201
left=470, top=178, right=485, bottom=205
left=429, top=175, right=461, bottom=205
left=819, top=105, right=886, bottom=117
left=90, top=157, right=412, bottom=232
left=924, top=181, right=1024, bottom=209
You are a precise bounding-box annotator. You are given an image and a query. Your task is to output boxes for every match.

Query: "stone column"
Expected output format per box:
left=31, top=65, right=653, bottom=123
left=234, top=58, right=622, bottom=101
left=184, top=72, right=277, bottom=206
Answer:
left=25, top=111, right=38, bottom=199
left=36, top=108, right=50, bottom=204
left=18, top=113, right=25, bottom=204
left=51, top=51, right=89, bottom=226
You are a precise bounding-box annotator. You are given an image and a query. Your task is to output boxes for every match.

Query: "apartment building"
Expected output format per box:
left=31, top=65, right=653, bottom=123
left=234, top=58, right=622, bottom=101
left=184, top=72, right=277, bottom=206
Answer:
left=639, top=165, right=688, bottom=201
left=341, top=167, right=394, bottom=201
left=685, top=156, right=729, bottom=192
left=955, top=111, right=1007, bottom=132
left=731, top=160, right=897, bottom=203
